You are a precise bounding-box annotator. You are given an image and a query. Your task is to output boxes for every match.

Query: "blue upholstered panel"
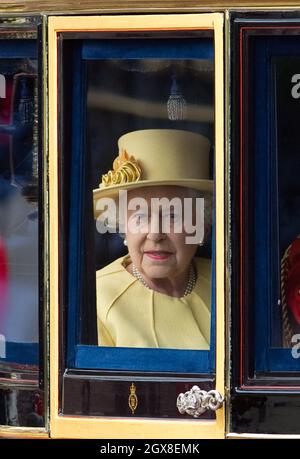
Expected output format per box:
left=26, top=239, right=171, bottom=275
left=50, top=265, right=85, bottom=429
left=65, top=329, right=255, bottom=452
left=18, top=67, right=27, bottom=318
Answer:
left=0, top=342, right=38, bottom=366
left=0, top=40, right=36, bottom=58
left=82, top=38, right=213, bottom=60
left=75, top=346, right=212, bottom=372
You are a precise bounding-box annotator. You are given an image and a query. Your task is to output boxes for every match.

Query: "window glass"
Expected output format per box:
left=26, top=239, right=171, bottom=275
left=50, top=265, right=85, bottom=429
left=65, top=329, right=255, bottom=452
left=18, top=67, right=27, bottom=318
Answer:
left=0, top=33, right=43, bottom=428
left=244, top=34, right=300, bottom=372
left=274, top=56, right=300, bottom=350
left=0, top=41, right=39, bottom=367
left=62, top=35, right=216, bottom=373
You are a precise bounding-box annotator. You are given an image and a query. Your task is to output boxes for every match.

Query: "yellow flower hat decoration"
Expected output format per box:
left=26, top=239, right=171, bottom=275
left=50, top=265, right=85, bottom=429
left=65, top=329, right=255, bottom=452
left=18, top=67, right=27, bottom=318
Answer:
left=100, top=149, right=142, bottom=188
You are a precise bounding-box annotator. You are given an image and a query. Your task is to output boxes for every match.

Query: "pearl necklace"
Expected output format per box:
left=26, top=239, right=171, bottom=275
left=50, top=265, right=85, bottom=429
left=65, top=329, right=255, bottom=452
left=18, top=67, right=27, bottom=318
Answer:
left=132, top=263, right=196, bottom=297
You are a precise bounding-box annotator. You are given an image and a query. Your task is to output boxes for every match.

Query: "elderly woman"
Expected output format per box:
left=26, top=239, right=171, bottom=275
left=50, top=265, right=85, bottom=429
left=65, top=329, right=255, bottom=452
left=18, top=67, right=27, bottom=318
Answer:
left=93, top=129, right=213, bottom=350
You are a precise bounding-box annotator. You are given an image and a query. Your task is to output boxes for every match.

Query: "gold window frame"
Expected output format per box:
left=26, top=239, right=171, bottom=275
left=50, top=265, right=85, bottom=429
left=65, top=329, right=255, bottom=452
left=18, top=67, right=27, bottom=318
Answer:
left=48, top=13, right=225, bottom=439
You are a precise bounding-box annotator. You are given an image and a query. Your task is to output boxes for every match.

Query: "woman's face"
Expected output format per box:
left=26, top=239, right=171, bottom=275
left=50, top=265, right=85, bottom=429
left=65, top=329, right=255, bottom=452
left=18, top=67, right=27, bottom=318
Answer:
left=125, top=186, right=199, bottom=281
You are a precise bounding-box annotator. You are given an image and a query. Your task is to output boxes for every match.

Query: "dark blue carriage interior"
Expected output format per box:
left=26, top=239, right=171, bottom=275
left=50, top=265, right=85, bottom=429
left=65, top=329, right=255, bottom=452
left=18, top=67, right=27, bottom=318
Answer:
left=252, top=36, right=300, bottom=372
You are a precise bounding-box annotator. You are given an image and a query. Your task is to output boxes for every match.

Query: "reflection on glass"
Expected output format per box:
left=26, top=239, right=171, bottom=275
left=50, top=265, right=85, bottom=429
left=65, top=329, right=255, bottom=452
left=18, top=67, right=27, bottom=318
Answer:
left=0, top=389, right=44, bottom=427
left=86, top=59, right=214, bottom=350
left=0, top=58, right=39, bottom=365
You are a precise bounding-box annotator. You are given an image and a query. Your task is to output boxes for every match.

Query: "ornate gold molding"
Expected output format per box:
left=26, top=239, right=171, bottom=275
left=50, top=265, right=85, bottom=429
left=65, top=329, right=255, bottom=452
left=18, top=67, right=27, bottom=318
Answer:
left=2, top=1, right=300, bottom=14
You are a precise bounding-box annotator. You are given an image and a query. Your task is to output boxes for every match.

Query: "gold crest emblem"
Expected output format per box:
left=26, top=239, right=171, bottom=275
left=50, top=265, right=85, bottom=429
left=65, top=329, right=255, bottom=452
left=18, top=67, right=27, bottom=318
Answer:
left=128, top=383, right=138, bottom=415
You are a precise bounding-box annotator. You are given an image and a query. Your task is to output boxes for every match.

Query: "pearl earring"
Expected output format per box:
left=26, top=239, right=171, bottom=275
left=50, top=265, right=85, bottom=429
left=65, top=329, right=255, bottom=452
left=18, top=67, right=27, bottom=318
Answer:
left=123, top=239, right=127, bottom=246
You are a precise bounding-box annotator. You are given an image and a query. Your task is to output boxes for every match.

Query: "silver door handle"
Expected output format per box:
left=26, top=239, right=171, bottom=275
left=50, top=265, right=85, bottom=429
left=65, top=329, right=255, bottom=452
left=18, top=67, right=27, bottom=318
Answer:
left=177, top=386, right=224, bottom=418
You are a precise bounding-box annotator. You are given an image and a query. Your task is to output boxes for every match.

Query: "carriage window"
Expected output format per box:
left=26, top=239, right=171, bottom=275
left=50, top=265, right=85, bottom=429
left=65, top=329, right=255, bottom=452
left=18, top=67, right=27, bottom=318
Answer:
left=0, top=20, right=44, bottom=428
left=238, top=29, right=300, bottom=375
left=0, top=43, right=39, bottom=367
left=274, top=57, right=300, bottom=352
left=63, top=39, right=216, bottom=374
left=49, top=14, right=224, bottom=427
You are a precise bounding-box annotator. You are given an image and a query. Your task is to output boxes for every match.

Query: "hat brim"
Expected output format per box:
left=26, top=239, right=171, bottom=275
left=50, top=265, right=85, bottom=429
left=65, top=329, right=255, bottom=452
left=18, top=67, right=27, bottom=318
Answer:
left=93, top=179, right=213, bottom=220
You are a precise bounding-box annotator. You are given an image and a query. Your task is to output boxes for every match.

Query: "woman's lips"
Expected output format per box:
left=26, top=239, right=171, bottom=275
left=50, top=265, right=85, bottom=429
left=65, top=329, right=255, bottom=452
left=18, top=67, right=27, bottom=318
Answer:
left=144, top=251, right=173, bottom=260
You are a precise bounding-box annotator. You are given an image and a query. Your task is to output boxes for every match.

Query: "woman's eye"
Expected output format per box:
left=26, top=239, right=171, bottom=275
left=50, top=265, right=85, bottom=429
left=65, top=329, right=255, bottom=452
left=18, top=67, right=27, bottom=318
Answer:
left=163, top=212, right=178, bottom=221
left=131, top=213, right=148, bottom=224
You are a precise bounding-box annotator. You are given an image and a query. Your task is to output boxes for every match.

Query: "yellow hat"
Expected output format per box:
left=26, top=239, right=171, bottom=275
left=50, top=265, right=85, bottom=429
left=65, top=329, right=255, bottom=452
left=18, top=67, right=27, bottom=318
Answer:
left=93, top=129, right=212, bottom=216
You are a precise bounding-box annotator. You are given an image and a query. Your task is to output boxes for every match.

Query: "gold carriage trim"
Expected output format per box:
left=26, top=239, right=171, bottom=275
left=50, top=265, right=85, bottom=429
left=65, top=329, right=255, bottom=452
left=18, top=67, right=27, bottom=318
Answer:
left=100, top=149, right=142, bottom=188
